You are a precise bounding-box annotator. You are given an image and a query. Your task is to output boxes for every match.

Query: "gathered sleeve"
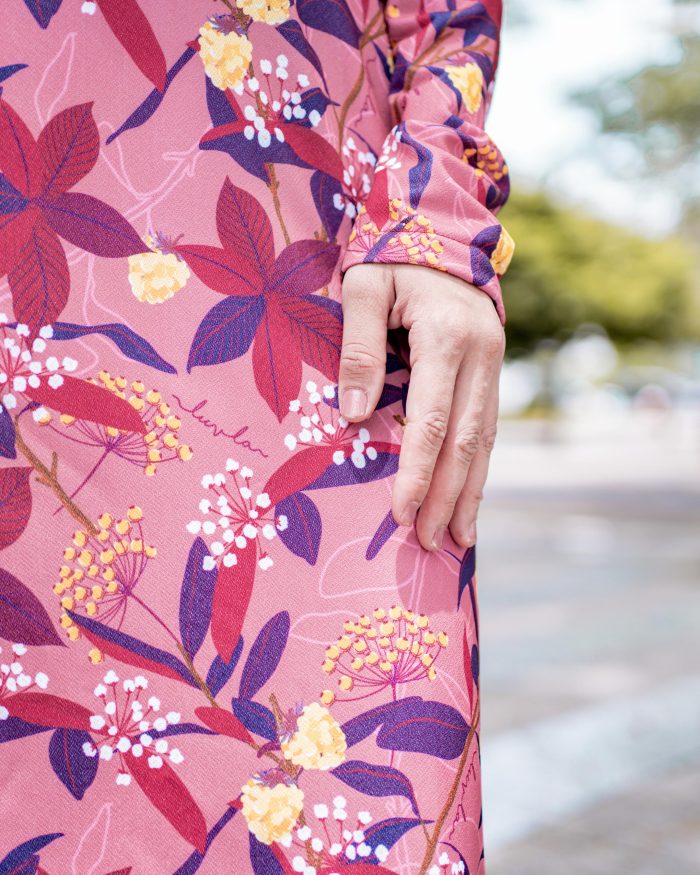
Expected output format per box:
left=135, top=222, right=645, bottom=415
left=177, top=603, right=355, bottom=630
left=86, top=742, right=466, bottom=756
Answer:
left=340, top=0, right=515, bottom=324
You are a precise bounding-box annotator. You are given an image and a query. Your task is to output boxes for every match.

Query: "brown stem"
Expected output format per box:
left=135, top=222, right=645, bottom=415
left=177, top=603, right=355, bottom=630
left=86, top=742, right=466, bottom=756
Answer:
left=266, top=163, right=291, bottom=247
left=14, top=416, right=98, bottom=535
left=175, top=642, right=219, bottom=707
left=336, top=12, right=386, bottom=146
left=417, top=691, right=480, bottom=875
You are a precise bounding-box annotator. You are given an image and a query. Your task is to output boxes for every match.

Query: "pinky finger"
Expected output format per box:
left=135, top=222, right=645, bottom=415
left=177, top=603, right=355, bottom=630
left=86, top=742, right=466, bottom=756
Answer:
left=449, top=368, right=500, bottom=548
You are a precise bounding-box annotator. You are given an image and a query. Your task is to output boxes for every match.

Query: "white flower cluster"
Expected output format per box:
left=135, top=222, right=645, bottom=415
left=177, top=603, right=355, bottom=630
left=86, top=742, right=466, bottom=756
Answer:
left=187, top=461, right=287, bottom=572
left=0, top=643, right=49, bottom=720
left=285, top=382, right=377, bottom=470
left=232, top=55, right=321, bottom=148
left=280, top=797, right=389, bottom=872
left=82, top=671, right=182, bottom=785
left=429, top=852, right=467, bottom=875
left=335, top=136, right=377, bottom=218
left=375, top=125, right=403, bottom=174
left=0, top=318, right=77, bottom=420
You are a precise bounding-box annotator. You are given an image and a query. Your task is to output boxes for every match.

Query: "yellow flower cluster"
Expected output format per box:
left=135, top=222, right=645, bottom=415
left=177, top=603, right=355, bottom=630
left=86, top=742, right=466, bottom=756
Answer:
left=463, top=137, right=510, bottom=184
left=445, top=62, right=484, bottom=114
left=128, top=234, right=190, bottom=304
left=320, top=607, right=448, bottom=704
left=198, top=19, right=253, bottom=91
left=281, top=702, right=347, bottom=771
left=55, top=372, right=193, bottom=476
left=350, top=199, right=446, bottom=271
left=241, top=778, right=304, bottom=845
left=237, top=0, right=290, bottom=24
left=490, top=225, right=515, bottom=275
left=56, top=506, right=155, bottom=659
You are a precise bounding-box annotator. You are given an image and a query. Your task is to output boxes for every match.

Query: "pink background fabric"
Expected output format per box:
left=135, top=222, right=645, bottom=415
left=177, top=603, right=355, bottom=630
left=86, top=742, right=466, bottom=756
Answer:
left=0, top=1, right=510, bottom=872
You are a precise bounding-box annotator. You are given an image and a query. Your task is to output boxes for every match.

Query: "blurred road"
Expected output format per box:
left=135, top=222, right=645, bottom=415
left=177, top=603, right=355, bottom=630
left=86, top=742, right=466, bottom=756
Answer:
left=477, top=410, right=700, bottom=874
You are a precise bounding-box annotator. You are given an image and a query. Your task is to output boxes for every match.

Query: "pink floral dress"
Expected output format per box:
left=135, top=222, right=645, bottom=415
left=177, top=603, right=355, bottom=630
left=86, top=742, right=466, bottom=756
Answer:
left=0, top=1, right=514, bottom=873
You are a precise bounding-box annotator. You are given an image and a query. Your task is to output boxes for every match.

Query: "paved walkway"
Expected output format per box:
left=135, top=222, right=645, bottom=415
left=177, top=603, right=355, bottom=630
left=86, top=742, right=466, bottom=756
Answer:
left=476, top=411, right=700, bottom=873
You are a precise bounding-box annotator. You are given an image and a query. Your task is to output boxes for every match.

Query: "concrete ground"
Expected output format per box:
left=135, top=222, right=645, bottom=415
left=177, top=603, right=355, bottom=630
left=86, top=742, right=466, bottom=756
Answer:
left=476, top=410, right=700, bottom=874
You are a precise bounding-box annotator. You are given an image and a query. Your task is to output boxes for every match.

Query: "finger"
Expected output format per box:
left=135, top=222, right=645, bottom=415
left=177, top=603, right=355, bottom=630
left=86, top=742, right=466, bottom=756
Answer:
left=339, top=265, right=394, bottom=422
left=449, top=365, right=500, bottom=548
left=415, top=352, right=495, bottom=551
left=391, top=325, right=462, bottom=528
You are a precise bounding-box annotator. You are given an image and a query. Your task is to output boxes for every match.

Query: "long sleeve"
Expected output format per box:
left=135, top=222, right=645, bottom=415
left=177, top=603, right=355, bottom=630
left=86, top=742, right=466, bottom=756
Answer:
left=340, top=0, right=515, bottom=325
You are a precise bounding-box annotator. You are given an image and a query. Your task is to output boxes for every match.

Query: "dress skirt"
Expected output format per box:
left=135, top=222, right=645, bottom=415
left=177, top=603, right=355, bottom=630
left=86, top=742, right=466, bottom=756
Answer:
left=0, top=1, right=513, bottom=872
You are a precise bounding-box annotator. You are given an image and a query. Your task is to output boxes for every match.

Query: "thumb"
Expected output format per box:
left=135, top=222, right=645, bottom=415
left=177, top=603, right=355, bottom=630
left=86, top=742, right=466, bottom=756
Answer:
left=339, top=264, right=394, bottom=422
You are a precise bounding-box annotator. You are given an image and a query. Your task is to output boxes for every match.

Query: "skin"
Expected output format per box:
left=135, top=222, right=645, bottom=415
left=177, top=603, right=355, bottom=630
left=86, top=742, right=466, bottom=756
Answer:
left=339, top=262, right=505, bottom=552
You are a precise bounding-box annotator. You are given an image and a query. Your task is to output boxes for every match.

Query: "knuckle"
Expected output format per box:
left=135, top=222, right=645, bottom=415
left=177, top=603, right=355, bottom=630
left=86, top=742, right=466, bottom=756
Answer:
left=452, top=427, right=481, bottom=464
left=415, top=410, right=449, bottom=449
left=340, top=341, right=384, bottom=377
left=480, top=423, right=498, bottom=453
left=480, top=328, right=506, bottom=360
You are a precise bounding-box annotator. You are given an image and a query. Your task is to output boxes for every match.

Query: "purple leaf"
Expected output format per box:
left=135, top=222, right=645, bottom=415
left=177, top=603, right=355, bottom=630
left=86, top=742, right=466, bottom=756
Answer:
left=0, top=65, right=28, bottom=84
left=399, top=123, right=433, bottom=210
left=0, top=468, right=32, bottom=550
left=458, top=544, right=477, bottom=630
left=376, top=699, right=470, bottom=760
left=331, top=760, right=419, bottom=816
left=187, top=294, right=265, bottom=372
left=173, top=807, right=238, bottom=875
left=469, top=225, right=500, bottom=288
left=276, top=492, right=321, bottom=565
left=231, top=698, right=277, bottom=742
left=238, top=612, right=290, bottom=700
left=268, top=240, right=339, bottom=296
left=0, top=834, right=62, bottom=875
left=279, top=294, right=343, bottom=380
left=106, top=47, right=196, bottom=144
left=48, top=728, right=98, bottom=800
left=0, top=408, right=16, bottom=459
left=206, top=637, right=244, bottom=698
left=310, top=171, right=344, bottom=242
left=341, top=698, right=422, bottom=748
left=41, top=191, right=148, bottom=257
left=66, top=611, right=197, bottom=687
left=179, top=537, right=217, bottom=659
left=22, top=0, right=63, bottom=28
left=9, top=218, right=69, bottom=335
left=0, top=716, right=50, bottom=744
left=148, top=722, right=217, bottom=742
left=296, top=0, right=361, bottom=48
left=276, top=21, right=329, bottom=92
left=365, top=509, right=399, bottom=560
left=0, top=567, right=64, bottom=646
left=216, top=178, right=275, bottom=281
left=360, top=818, right=430, bottom=864
left=249, top=832, right=284, bottom=875
left=50, top=321, right=176, bottom=374
left=306, top=452, right=398, bottom=490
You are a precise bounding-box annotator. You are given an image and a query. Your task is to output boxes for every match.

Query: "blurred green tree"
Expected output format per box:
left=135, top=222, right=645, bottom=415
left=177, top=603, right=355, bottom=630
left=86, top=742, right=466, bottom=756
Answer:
left=499, top=188, right=697, bottom=353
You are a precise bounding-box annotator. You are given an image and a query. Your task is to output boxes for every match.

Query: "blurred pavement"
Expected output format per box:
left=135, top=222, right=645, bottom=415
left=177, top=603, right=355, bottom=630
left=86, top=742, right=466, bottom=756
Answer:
left=477, top=410, right=700, bottom=873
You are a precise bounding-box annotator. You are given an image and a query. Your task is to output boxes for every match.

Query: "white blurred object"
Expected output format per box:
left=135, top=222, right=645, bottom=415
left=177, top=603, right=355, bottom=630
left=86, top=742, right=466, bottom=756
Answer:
left=498, top=359, right=543, bottom=416
left=553, top=331, right=619, bottom=384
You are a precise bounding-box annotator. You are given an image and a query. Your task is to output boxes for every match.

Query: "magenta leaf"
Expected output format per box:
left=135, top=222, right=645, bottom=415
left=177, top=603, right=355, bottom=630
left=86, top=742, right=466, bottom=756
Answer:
left=67, top=610, right=197, bottom=687
left=176, top=244, right=265, bottom=296
left=305, top=450, right=399, bottom=490
left=0, top=468, right=32, bottom=550
left=0, top=567, right=64, bottom=646
left=48, top=728, right=98, bottom=800
left=216, top=178, right=274, bottom=281
left=38, top=102, right=99, bottom=196
left=267, top=240, right=339, bottom=296
left=0, top=97, right=43, bottom=197
left=172, top=807, right=238, bottom=875
left=8, top=217, right=69, bottom=334
left=41, top=191, right=148, bottom=257
left=331, top=760, right=420, bottom=816
left=252, top=301, right=301, bottom=422
left=96, top=0, right=167, bottom=92
left=238, top=612, right=290, bottom=700
left=279, top=294, right=342, bottom=379
left=275, top=491, right=321, bottom=565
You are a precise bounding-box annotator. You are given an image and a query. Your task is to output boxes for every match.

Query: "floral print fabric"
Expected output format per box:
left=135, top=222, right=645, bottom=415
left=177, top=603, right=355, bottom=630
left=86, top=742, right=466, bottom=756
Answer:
left=0, top=1, right=511, bottom=873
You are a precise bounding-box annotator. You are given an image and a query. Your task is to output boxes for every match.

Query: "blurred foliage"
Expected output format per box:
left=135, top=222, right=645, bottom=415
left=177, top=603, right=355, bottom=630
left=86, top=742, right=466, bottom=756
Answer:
left=498, top=187, right=698, bottom=354
left=570, top=0, right=700, bottom=226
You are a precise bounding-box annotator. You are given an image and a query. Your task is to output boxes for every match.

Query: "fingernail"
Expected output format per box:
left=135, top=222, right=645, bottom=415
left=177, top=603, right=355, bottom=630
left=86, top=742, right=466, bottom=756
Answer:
left=341, top=387, right=367, bottom=419
left=397, top=500, right=419, bottom=527
left=431, top=525, right=446, bottom=550
left=465, top=521, right=477, bottom=546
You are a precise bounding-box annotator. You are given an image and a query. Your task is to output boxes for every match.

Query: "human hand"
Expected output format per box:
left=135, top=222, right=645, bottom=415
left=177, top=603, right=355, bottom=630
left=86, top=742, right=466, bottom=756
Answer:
left=339, top=262, right=505, bottom=552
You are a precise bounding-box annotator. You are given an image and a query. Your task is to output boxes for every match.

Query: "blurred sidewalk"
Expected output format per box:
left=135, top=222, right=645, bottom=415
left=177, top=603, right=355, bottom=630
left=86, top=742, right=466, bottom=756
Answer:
left=477, top=409, right=700, bottom=874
